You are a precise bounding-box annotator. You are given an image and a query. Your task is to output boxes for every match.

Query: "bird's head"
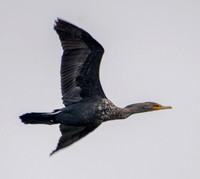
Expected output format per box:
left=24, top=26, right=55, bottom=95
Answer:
left=151, top=102, right=172, bottom=111
left=125, top=102, right=172, bottom=114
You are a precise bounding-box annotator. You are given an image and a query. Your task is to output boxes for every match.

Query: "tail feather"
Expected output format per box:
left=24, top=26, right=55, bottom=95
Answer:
left=20, top=112, right=58, bottom=125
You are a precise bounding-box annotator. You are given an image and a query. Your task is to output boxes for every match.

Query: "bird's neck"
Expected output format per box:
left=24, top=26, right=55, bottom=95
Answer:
left=116, top=103, right=151, bottom=119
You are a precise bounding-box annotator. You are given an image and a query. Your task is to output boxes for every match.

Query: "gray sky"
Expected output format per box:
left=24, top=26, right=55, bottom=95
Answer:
left=1, top=0, right=200, bottom=178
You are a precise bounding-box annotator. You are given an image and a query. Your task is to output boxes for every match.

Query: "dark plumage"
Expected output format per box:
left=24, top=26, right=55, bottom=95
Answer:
left=20, top=18, right=172, bottom=155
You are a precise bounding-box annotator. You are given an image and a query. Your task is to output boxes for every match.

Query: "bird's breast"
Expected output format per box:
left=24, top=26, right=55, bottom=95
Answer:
left=95, top=98, right=118, bottom=121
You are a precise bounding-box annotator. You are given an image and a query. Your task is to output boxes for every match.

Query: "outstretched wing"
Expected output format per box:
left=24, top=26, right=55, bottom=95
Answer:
left=50, top=124, right=100, bottom=155
left=54, top=19, right=106, bottom=106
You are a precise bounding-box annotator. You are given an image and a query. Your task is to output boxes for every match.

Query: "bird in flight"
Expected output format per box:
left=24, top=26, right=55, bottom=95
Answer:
left=20, top=18, right=172, bottom=155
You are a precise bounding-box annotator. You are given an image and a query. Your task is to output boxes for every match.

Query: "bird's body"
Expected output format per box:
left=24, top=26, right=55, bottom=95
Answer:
left=20, top=19, right=172, bottom=155
left=55, top=98, right=117, bottom=126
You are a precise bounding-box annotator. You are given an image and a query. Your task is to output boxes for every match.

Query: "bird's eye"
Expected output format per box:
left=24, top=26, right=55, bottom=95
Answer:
left=155, top=104, right=161, bottom=107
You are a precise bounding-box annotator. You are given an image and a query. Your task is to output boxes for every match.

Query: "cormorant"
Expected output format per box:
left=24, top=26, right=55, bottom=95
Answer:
left=20, top=19, right=172, bottom=155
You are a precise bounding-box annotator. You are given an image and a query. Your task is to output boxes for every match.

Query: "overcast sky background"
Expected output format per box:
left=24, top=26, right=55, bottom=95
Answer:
left=1, top=0, right=200, bottom=178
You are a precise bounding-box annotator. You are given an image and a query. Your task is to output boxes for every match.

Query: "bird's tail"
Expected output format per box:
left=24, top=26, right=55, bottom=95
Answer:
left=20, top=112, right=59, bottom=125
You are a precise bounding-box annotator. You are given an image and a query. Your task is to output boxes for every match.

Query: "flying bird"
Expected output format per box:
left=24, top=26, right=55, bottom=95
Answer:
left=20, top=18, right=172, bottom=155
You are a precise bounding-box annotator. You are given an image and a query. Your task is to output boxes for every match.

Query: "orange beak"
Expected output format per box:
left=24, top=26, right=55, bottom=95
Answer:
left=152, top=105, right=172, bottom=111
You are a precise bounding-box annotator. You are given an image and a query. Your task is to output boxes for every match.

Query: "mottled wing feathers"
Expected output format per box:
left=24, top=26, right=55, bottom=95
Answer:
left=54, top=19, right=106, bottom=106
left=50, top=124, right=99, bottom=155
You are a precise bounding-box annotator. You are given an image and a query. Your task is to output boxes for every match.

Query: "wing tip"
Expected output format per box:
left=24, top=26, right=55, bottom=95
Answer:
left=49, top=149, right=57, bottom=156
left=54, top=18, right=80, bottom=31
left=54, top=18, right=64, bottom=30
